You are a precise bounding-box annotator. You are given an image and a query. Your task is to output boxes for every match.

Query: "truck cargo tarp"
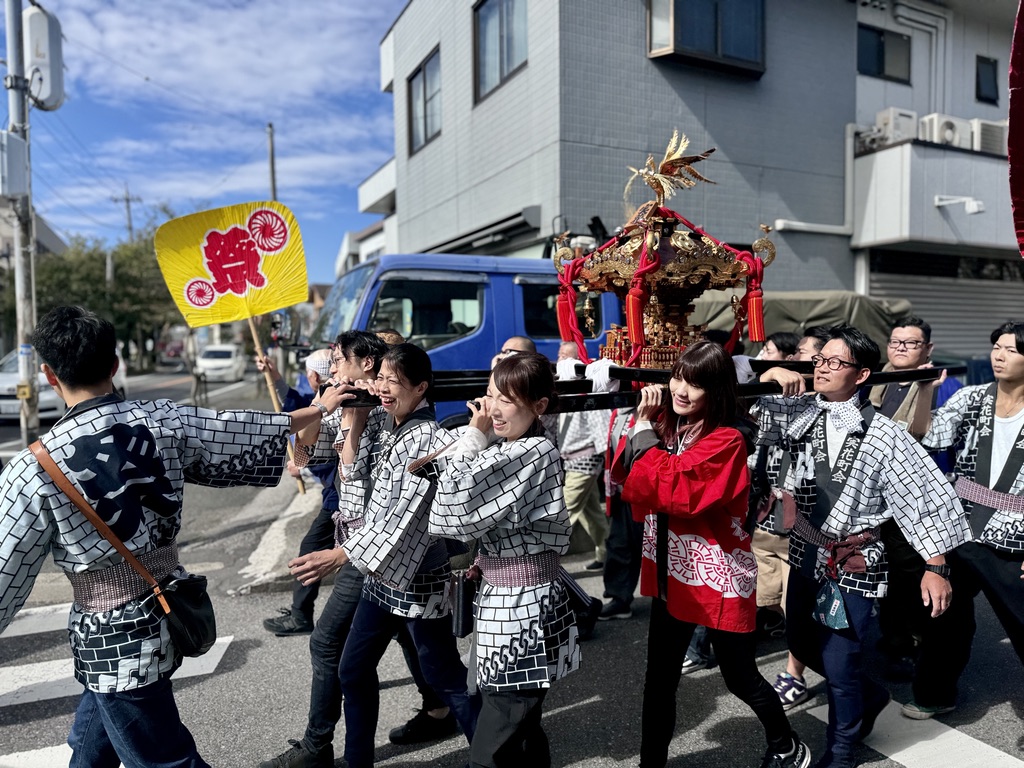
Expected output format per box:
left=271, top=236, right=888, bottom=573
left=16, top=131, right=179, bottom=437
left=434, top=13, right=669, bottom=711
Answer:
left=689, top=290, right=913, bottom=352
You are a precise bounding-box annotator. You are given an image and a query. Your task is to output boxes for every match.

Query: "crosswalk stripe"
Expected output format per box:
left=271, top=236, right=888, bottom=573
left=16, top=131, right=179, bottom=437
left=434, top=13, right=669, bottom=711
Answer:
left=0, top=635, right=234, bottom=708
left=808, top=701, right=1024, bottom=767
left=2, top=602, right=71, bottom=637
left=0, top=744, right=78, bottom=768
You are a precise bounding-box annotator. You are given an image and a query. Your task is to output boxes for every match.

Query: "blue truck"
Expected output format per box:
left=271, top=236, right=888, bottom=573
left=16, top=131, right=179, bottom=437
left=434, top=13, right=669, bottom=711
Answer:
left=312, top=254, right=622, bottom=419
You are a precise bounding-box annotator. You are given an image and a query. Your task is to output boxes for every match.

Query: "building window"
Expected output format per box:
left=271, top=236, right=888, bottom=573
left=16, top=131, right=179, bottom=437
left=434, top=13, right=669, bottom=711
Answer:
left=475, top=0, right=527, bottom=100
left=647, top=0, right=765, bottom=77
left=409, top=49, right=441, bottom=153
left=976, top=56, right=999, bottom=105
left=857, top=24, right=910, bottom=83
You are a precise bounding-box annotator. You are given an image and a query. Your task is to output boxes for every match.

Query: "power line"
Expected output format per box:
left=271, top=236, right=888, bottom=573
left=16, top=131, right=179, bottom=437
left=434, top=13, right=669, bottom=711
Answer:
left=111, top=182, right=142, bottom=242
left=33, top=171, right=115, bottom=228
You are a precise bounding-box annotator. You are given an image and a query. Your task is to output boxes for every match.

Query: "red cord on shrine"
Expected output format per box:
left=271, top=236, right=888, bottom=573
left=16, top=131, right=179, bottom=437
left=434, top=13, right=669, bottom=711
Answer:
left=556, top=257, right=592, bottom=364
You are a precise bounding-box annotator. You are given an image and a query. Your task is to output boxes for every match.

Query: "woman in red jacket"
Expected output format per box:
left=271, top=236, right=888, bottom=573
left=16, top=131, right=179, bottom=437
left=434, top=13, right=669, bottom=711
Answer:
left=618, top=340, right=810, bottom=768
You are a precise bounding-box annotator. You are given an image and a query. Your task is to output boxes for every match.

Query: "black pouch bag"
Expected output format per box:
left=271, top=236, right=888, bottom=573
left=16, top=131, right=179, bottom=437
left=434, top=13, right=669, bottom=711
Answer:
left=450, top=564, right=480, bottom=639
left=157, top=573, right=217, bottom=657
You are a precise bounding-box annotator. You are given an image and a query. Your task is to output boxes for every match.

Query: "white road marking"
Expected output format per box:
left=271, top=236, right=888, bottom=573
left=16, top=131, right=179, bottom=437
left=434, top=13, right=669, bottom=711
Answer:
left=0, top=635, right=233, bottom=708
left=2, top=602, right=71, bottom=637
left=808, top=701, right=1024, bottom=767
left=237, top=486, right=319, bottom=587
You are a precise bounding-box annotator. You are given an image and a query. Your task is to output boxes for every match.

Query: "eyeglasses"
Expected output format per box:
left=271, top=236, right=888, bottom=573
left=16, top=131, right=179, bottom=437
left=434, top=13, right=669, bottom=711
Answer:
left=888, top=339, right=925, bottom=350
left=811, top=354, right=860, bottom=371
left=329, top=353, right=346, bottom=366
left=500, top=348, right=524, bottom=357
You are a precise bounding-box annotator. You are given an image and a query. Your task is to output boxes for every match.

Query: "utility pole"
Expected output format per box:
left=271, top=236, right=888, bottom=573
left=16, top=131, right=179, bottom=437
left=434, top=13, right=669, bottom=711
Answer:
left=109, top=182, right=141, bottom=286
left=267, top=122, right=277, bottom=201
left=4, top=0, right=37, bottom=445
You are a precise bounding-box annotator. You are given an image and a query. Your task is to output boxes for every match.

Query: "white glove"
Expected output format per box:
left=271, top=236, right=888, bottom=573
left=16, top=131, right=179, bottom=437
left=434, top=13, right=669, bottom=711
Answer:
left=556, top=357, right=581, bottom=382
left=585, top=358, right=619, bottom=393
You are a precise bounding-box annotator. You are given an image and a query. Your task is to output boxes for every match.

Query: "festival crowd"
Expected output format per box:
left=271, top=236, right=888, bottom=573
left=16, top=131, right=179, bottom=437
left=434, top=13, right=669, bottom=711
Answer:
left=0, top=306, right=1021, bottom=768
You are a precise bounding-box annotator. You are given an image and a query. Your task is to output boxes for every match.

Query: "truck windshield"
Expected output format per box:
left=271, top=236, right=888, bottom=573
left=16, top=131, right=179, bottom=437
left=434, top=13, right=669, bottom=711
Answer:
left=312, top=263, right=374, bottom=344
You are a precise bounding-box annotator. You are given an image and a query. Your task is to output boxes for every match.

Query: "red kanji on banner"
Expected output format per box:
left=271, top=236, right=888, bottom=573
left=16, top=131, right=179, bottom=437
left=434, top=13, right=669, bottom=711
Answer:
left=203, top=226, right=267, bottom=295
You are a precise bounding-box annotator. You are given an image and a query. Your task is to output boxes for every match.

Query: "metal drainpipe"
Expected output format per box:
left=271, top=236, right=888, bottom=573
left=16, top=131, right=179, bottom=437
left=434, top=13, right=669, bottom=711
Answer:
left=773, top=123, right=859, bottom=236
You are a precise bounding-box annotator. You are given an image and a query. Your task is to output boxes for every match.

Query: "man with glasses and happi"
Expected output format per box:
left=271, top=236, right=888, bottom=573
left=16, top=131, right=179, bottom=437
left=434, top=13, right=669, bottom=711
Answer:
left=752, top=324, right=969, bottom=768
left=866, top=317, right=962, bottom=679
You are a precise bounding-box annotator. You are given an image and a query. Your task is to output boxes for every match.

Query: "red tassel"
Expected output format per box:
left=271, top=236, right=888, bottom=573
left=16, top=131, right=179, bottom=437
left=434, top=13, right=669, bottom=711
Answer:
left=747, top=292, right=765, bottom=342
left=556, top=292, right=576, bottom=342
left=625, top=286, right=648, bottom=347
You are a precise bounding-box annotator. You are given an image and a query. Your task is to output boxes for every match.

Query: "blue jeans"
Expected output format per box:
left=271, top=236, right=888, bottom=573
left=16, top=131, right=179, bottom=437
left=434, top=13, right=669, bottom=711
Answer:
left=786, top=571, right=889, bottom=761
left=303, top=562, right=365, bottom=750
left=68, top=678, right=209, bottom=768
left=339, top=596, right=479, bottom=768
left=685, top=624, right=714, bottom=665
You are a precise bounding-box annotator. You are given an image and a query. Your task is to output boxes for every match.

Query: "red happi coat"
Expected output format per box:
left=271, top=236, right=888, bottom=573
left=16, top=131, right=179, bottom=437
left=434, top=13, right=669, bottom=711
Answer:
left=621, top=427, right=757, bottom=633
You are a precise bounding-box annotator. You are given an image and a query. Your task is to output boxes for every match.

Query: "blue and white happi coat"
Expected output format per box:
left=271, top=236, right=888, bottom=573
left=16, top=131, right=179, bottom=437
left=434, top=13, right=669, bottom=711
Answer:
left=0, top=396, right=290, bottom=692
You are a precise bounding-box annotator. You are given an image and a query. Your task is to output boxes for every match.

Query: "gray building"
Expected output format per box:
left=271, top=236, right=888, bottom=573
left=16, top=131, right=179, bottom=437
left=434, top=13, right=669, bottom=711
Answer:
left=349, top=0, right=1020, bottom=356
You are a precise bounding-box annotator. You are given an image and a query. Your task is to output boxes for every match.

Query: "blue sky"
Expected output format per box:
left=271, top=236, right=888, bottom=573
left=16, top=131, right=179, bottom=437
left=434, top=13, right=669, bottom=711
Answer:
left=1, top=0, right=408, bottom=286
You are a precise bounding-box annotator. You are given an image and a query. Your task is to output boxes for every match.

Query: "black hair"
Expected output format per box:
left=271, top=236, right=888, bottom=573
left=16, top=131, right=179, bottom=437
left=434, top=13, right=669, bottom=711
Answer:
left=491, top=352, right=558, bottom=414
left=800, top=325, right=832, bottom=352
left=827, top=324, right=880, bottom=371
left=655, top=340, right=738, bottom=444
left=891, top=315, right=932, bottom=343
left=381, top=343, right=432, bottom=387
left=766, top=331, right=800, bottom=357
left=32, top=306, right=117, bottom=389
left=335, top=331, right=389, bottom=375
left=990, top=321, right=1024, bottom=351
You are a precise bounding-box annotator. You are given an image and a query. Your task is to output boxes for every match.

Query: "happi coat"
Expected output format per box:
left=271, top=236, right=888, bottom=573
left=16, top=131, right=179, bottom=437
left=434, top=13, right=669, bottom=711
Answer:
left=620, top=423, right=758, bottom=633
left=0, top=396, right=290, bottom=692
left=923, top=383, right=1024, bottom=553
left=340, top=403, right=451, bottom=618
left=429, top=423, right=580, bottom=690
left=752, top=393, right=970, bottom=598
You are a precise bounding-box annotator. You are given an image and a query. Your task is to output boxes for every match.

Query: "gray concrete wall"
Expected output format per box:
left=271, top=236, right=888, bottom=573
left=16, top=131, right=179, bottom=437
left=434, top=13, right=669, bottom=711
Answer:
left=557, top=0, right=858, bottom=291
left=389, top=0, right=562, bottom=253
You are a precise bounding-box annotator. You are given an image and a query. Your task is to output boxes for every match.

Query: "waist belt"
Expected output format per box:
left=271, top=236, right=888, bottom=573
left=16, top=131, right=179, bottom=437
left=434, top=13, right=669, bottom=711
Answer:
left=477, top=550, right=560, bottom=588
left=66, top=543, right=179, bottom=612
left=792, top=516, right=879, bottom=574
left=955, top=475, right=1024, bottom=515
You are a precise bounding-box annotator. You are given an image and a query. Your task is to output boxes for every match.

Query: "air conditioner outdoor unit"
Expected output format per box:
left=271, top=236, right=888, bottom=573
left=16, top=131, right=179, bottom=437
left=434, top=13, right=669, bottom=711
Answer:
left=970, top=118, right=1008, bottom=156
left=876, top=107, right=917, bottom=144
left=920, top=113, right=973, bottom=149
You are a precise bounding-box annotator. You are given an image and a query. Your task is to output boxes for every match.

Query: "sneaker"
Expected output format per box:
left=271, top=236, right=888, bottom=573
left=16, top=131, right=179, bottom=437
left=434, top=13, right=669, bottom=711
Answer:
left=388, top=709, right=458, bottom=745
left=900, top=700, right=956, bottom=720
left=773, top=672, right=810, bottom=710
left=258, top=739, right=333, bottom=768
left=263, top=608, right=313, bottom=637
left=598, top=598, right=632, bottom=621
left=760, top=734, right=811, bottom=768
left=577, top=597, right=603, bottom=641
left=759, top=610, right=787, bottom=639
left=859, top=691, right=891, bottom=740
left=679, top=656, right=710, bottom=675
left=585, top=560, right=605, bottom=571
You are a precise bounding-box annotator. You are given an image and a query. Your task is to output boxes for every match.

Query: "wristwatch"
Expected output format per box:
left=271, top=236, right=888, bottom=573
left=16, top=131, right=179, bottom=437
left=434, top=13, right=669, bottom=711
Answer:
left=923, top=563, right=951, bottom=579
left=313, top=402, right=330, bottom=419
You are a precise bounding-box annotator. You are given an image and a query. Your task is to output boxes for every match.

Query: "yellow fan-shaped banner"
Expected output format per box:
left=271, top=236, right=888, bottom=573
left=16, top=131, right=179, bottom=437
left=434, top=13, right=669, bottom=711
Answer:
left=154, top=201, right=308, bottom=327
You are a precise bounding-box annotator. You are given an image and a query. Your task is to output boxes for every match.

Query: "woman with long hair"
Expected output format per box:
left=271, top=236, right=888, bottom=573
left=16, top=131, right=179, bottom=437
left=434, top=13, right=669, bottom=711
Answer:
left=428, top=352, right=580, bottom=768
left=617, top=340, right=810, bottom=768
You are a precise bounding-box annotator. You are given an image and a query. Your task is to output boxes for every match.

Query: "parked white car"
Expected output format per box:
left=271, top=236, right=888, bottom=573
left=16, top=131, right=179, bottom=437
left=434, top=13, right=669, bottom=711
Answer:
left=0, top=349, right=131, bottom=421
left=0, top=349, right=65, bottom=420
left=194, top=343, right=248, bottom=383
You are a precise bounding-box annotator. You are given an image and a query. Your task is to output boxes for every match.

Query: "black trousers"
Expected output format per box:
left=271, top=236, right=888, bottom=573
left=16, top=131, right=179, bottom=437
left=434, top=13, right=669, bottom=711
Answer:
left=913, top=541, right=1024, bottom=707
left=470, top=688, right=549, bottom=768
left=291, top=505, right=338, bottom=620
left=639, top=598, right=794, bottom=768
left=876, top=519, right=929, bottom=656
left=602, top=497, right=643, bottom=603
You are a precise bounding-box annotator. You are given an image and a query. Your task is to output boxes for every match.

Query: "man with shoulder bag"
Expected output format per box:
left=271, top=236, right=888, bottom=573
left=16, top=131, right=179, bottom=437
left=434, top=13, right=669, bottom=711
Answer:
left=0, top=306, right=347, bottom=768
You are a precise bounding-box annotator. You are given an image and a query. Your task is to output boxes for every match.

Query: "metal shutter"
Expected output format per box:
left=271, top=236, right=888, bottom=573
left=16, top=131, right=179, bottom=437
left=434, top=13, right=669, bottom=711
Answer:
left=870, top=273, right=1023, bottom=357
